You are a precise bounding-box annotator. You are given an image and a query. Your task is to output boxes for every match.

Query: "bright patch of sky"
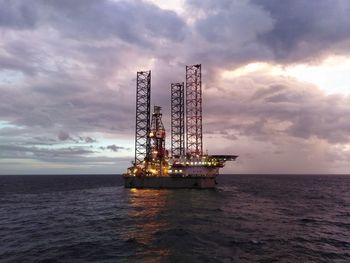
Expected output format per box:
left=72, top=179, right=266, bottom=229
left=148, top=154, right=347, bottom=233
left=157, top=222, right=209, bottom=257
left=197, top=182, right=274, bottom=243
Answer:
left=222, top=55, right=350, bottom=95
left=0, top=121, right=21, bottom=129
left=145, top=0, right=185, bottom=15
left=0, top=70, right=24, bottom=85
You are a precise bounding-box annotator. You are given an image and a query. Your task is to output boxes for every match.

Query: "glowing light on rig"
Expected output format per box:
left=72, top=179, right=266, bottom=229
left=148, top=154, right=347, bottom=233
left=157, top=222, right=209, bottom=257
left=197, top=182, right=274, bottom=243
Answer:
left=149, top=169, right=157, bottom=174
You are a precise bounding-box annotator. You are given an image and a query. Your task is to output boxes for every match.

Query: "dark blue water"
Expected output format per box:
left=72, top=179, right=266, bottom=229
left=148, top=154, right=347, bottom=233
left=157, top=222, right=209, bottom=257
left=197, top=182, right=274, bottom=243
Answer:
left=1, top=174, right=350, bottom=262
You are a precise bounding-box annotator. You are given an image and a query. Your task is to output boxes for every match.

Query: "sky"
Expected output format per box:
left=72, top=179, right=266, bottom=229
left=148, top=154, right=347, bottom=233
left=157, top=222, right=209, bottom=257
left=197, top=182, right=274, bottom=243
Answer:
left=0, top=0, right=350, bottom=175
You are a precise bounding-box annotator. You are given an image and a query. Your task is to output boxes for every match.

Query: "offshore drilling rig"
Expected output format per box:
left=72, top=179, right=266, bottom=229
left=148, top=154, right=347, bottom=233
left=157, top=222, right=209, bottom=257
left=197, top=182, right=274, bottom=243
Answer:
left=123, top=64, right=238, bottom=188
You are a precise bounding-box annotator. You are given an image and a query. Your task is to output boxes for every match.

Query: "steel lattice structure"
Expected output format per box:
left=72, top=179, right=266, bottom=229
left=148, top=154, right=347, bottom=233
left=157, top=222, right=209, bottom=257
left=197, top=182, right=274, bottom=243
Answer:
left=186, top=64, right=202, bottom=156
left=135, top=71, right=151, bottom=164
left=171, top=82, right=185, bottom=157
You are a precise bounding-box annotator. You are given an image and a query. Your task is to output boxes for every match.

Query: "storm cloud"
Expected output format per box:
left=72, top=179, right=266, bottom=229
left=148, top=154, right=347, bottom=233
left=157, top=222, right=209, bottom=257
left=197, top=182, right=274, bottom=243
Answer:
left=187, top=0, right=350, bottom=66
left=254, top=0, right=350, bottom=61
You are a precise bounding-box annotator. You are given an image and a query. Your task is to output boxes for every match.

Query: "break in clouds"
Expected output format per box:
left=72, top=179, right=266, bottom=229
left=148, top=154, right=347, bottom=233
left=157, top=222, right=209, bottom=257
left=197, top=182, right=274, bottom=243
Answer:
left=0, top=0, right=349, bottom=174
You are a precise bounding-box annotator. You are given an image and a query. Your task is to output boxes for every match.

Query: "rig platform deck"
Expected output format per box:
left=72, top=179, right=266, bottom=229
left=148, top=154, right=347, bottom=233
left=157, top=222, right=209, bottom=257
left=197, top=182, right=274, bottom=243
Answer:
left=124, top=175, right=217, bottom=189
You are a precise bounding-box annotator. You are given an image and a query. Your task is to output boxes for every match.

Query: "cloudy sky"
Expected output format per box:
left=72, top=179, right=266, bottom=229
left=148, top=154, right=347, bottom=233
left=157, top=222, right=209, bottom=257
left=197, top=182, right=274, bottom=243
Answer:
left=1, top=0, right=350, bottom=175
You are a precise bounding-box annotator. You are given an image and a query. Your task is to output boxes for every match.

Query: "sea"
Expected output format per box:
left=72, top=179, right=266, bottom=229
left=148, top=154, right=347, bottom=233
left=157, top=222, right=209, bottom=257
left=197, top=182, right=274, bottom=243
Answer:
left=1, top=174, right=349, bottom=262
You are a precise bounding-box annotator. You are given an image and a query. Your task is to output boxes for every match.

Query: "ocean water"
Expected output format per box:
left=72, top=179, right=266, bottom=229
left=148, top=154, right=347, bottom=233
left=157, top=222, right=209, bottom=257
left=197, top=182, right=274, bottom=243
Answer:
left=1, top=174, right=350, bottom=262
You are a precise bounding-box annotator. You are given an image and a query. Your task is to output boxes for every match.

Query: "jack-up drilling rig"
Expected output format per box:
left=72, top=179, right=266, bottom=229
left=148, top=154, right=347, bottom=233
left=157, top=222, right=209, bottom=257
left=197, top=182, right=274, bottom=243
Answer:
left=124, top=64, right=238, bottom=188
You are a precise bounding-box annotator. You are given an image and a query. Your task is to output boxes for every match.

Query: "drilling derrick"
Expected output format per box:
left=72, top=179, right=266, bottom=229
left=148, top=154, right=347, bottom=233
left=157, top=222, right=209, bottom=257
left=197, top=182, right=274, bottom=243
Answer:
left=135, top=71, right=151, bottom=165
left=186, top=64, right=203, bottom=156
left=149, top=106, right=168, bottom=176
left=171, top=82, right=185, bottom=158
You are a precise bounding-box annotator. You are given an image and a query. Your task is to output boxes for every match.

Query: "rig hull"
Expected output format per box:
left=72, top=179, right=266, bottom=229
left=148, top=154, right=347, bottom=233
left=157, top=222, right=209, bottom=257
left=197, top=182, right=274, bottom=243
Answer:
left=124, top=176, right=216, bottom=189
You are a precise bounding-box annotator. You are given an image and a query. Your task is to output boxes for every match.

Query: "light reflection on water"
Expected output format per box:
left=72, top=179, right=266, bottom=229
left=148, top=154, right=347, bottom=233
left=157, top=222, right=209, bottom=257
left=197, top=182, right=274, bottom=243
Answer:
left=126, top=189, right=172, bottom=259
left=123, top=188, right=226, bottom=261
